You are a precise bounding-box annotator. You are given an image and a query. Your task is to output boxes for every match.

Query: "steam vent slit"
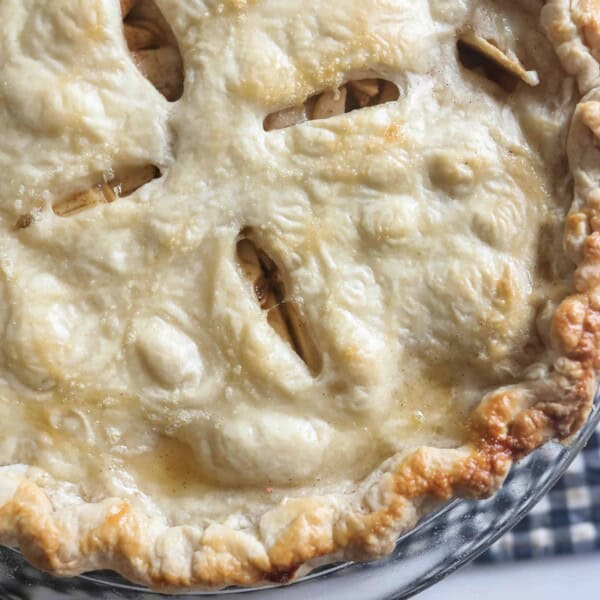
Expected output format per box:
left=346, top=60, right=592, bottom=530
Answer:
left=457, top=31, right=539, bottom=92
left=236, top=231, right=322, bottom=375
left=121, top=0, right=184, bottom=101
left=264, top=78, right=400, bottom=131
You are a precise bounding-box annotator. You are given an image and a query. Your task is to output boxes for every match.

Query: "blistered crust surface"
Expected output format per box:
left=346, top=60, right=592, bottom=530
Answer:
left=0, top=0, right=596, bottom=590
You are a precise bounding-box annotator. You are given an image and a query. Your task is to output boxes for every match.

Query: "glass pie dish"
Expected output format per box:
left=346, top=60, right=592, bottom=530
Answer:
left=1, top=395, right=597, bottom=600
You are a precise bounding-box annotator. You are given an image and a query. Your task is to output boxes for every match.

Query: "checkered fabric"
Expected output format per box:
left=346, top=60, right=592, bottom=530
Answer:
left=478, top=425, right=600, bottom=562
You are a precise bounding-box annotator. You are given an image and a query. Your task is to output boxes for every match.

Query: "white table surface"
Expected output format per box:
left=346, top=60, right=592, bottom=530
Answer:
left=418, top=553, right=599, bottom=599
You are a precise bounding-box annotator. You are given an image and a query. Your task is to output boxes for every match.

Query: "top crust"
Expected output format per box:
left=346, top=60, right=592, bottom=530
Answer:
left=0, top=0, right=597, bottom=591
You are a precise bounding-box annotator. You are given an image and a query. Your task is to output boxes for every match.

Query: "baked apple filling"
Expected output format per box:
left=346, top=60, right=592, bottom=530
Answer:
left=13, top=166, right=160, bottom=227
left=121, top=0, right=184, bottom=101
left=264, top=78, right=400, bottom=131
left=457, top=31, right=539, bottom=91
left=52, top=165, right=160, bottom=217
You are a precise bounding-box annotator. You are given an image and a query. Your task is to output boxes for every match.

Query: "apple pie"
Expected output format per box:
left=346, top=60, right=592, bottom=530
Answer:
left=0, top=0, right=598, bottom=591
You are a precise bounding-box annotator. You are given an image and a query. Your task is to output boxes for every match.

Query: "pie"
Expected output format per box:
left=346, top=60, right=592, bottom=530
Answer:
left=0, top=0, right=598, bottom=591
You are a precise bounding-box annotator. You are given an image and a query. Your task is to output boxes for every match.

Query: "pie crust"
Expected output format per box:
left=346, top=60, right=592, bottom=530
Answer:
left=0, top=0, right=598, bottom=591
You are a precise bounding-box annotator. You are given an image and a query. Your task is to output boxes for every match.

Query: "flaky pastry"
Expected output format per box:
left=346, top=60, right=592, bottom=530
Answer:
left=0, top=0, right=598, bottom=591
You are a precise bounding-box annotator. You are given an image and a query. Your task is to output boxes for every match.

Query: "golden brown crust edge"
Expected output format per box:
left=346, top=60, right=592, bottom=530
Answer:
left=0, top=2, right=598, bottom=592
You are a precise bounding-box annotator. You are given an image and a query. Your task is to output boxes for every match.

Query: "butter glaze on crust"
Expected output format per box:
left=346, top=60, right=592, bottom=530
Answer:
left=0, top=0, right=598, bottom=591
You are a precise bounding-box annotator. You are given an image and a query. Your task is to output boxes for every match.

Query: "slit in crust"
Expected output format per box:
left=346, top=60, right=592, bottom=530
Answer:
left=51, top=165, right=160, bottom=218
left=457, top=31, right=540, bottom=92
left=263, top=78, right=400, bottom=131
left=236, top=231, right=322, bottom=375
left=121, top=0, right=184, bottom=102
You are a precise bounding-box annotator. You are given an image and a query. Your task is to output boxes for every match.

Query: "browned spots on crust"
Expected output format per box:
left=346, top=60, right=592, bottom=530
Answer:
left=553, top=293, right=589, bottom=355
left=384, top=123, right=403, bottom=142
left=553, top=230, right=600, bottom=368
left=0, top=482, right=62, bottom=571
left=395, top=446, right=507, bottom=501
left=191, top=555, right=254, bottom=588
left=267, top=502, right=336, bottom=568
left=565, top=212, right=590, bottom=261
left=393, top=449, right=455, bottom=500
left=106, top=503, right=130, bottom=528
left=506, top=408, right=550, bottom=455
left=331, top=443, right=510, bottom=557
left=81, top=502, right=146, bottom=563
left=573, top=0, right=600, bottom=55
left=146, top=572, right=194, bottom=591
left=471, top=392, right=521, bottom=442
left=191, top=528, right=270, bottom=588
left=507, top=377, right=593, bottom=454
left=583, top=231, right=600, bottom=262
left=471, top=371, right=593, bottom=460
left=580, top=101, right=600, bottom=140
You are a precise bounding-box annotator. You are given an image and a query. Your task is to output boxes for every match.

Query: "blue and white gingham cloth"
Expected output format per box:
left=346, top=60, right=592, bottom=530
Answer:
left=479, top=425, right=600, bottom=562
